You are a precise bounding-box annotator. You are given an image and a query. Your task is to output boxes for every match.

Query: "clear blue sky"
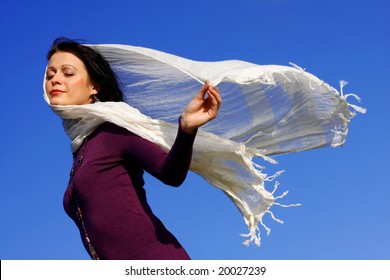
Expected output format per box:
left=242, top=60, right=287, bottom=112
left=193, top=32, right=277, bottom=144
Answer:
left=0, top=0, right=389, bottom=260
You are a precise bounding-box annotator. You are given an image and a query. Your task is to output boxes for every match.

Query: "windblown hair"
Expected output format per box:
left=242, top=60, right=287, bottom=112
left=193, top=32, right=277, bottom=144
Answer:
left=47, top=37, right=124, bottom=102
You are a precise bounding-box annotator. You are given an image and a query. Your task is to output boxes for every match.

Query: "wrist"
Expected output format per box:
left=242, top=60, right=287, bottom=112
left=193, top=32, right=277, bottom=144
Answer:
left=179, top=115, right=196, bottom=134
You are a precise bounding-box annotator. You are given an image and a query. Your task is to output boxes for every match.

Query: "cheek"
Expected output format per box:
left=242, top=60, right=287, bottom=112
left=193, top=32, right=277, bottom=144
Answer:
left=44, top=81, right=51, bottom=93
left=72, top=76, right=91, bottom=91
left=69, top=77, right=94, bottom=103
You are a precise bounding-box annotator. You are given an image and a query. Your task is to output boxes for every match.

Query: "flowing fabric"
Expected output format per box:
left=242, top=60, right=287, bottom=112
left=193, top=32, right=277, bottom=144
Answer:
left=44, top=44, right=365, bottom=246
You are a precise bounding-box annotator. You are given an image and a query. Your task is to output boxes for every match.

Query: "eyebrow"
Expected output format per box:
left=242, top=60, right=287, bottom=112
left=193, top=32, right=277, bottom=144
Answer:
left=46, top=64, right=78, bottom=71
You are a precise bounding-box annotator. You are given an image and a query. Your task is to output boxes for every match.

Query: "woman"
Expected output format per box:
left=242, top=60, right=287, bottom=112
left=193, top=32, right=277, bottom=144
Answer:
left=45, top=38, right=221, bottom=260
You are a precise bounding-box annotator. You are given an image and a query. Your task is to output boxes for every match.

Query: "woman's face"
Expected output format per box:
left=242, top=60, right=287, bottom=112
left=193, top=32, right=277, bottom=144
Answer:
left=45, top=51, right=98, bottom=105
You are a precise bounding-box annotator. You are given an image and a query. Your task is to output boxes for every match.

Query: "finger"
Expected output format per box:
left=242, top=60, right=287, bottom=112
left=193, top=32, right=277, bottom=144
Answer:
left=206, top=91, right=221, bottom=115
left=208, top=86, right=222, bottom=106
left=196, top=80, right=211, bottom=98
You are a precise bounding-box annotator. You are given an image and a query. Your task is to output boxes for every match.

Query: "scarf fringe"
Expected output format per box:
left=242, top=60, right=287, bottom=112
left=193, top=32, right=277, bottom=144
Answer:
left=240, top=169, right=301, bottom=247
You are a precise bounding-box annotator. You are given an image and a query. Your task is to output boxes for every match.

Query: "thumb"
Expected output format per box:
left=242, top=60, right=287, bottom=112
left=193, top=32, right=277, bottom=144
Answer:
left=196, top=80, right=211, bottom=99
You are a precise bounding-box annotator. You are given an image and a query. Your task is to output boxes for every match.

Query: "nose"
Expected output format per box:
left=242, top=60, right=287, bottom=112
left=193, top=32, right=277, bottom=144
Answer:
left=50, top=72, right=62, bottom=85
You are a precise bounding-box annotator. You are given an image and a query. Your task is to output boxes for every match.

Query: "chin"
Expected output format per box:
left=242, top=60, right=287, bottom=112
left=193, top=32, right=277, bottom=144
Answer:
left=49, top=96, right=68, bottom=106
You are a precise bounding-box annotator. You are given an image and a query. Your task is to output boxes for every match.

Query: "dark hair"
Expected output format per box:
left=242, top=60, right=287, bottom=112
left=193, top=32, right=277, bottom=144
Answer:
left=47, top=37, right=124, bottom=102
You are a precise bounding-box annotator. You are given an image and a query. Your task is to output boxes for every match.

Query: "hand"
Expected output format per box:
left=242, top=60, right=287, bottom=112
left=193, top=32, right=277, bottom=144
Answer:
left=180, top=80, right=222, bottom=134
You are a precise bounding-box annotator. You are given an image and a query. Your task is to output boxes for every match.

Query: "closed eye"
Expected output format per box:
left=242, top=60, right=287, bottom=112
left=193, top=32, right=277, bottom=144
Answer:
left=46, top=68, right=56, bottom=80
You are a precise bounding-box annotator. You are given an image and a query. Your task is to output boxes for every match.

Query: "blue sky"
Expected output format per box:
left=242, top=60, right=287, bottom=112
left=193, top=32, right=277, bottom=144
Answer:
left=0, top=0, right=389, bottom=260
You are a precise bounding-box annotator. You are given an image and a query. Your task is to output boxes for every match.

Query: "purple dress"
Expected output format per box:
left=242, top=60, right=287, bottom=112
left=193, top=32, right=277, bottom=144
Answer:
left=63, top=122, right=195, bottom=260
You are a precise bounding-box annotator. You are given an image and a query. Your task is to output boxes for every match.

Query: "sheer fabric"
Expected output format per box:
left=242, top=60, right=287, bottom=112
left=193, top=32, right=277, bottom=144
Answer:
left=44, top=44, right=365, bottom=246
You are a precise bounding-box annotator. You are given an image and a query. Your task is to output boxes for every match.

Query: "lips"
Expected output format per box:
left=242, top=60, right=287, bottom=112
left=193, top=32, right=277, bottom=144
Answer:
left=50, top=89, right=64, bottom=95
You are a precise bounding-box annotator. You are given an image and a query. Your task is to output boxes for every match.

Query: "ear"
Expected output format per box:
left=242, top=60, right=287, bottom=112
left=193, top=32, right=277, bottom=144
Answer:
left=90, top=83, right=100, bottom=95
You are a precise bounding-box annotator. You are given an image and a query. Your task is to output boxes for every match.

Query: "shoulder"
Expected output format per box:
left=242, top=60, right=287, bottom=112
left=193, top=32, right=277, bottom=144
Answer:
left=97, top=122, right=135, bottom=136
left=90, top=122, right=163, bottom=159
left=86, top=122, right=142, bottom=157
left=88, top=122, right=139, bottom=146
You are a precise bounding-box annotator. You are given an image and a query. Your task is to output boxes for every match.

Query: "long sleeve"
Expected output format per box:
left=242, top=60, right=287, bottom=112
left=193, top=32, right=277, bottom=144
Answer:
left=105, top=121, right=197, bottom=187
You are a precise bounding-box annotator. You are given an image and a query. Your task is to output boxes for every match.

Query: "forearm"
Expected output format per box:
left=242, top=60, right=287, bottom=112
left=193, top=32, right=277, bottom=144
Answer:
left=157, top=121, right=197, bottom=186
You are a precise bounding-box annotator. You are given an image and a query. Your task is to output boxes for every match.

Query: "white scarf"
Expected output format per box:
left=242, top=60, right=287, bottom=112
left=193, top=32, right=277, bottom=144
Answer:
left=44, top=44, right=365, bottom=246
